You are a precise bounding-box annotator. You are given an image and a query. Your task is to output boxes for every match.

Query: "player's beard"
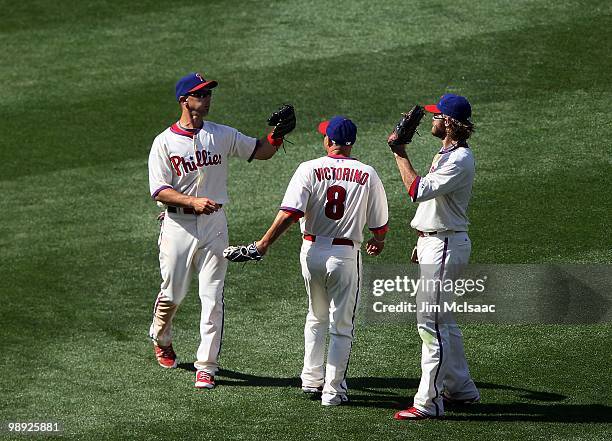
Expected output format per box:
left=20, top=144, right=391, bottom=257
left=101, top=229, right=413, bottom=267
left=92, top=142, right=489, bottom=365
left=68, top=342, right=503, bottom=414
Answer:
left=432, top=123, right=446, bottom=139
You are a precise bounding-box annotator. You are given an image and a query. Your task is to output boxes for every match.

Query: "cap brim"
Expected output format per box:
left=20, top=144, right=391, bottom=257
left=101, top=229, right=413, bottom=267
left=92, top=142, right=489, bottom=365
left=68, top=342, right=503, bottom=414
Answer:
left=424, top=104, right=441, bottom=113
left=317, top=120, right=330, bottom=135
left=189, top=80, right=218, bottom=92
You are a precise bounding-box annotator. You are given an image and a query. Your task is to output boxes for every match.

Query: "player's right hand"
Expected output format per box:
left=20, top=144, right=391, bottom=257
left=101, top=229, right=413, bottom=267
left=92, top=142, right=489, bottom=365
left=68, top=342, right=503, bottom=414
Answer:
left=366, top=237, right=385, bottom=256
left=191, top=197, right=220, bottom=215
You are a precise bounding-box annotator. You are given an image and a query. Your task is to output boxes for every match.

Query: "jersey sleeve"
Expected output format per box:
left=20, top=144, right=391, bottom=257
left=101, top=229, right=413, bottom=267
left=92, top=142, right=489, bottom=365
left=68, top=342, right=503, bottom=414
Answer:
left=148, top=136, right=174, bottom=198
left=227, top=127, right=258, bottom=162
left=409, top=162, right=468, bottom=203
left=279, top=164, right=311, bottom=219
left=367, top=170, right=389, bottom=233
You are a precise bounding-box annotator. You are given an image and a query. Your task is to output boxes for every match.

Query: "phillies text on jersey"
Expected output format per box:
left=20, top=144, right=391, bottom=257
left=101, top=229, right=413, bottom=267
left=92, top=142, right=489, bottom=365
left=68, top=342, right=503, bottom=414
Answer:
left=148, top=121, right=256, bottom=204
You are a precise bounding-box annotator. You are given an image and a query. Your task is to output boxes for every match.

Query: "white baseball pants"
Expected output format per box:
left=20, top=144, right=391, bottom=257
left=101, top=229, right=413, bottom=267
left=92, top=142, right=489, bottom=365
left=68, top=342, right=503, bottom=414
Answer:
left=413, top=231, right=479, bottom=416
left=150, top=208, right=229, bottom=375
left=299, top=238, right=361, bottom=401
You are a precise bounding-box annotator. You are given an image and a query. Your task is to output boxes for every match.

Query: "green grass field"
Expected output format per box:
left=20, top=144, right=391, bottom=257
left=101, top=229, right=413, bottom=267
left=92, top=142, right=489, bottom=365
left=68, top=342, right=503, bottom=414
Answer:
left=1, top=0, right=611, bottom=439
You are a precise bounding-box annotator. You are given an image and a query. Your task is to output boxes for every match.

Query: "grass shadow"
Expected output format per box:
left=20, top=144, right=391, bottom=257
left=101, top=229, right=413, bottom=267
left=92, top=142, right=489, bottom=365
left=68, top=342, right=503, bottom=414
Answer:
left=177, top=367, right=611, bottom=422
left=442, top=403, right=612, bottom=423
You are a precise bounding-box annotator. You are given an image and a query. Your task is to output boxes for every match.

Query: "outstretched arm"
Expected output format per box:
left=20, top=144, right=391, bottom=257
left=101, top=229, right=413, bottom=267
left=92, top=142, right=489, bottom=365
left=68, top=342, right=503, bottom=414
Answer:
left=253, top=104, right=296, bottom=160
left=252, top=136, right=282, bottom=160
left=255, top=210, right=299, bottom=255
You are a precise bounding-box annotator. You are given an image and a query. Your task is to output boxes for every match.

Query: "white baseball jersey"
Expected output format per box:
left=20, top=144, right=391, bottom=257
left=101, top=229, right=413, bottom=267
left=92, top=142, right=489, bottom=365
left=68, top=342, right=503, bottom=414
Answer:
left=409, top=146, right=475, bottom=232
left=280, top=154, right=389, bottom=243
left=148, top=120, right=256, bottom=377
left=148, top=121, right=257, bottom=203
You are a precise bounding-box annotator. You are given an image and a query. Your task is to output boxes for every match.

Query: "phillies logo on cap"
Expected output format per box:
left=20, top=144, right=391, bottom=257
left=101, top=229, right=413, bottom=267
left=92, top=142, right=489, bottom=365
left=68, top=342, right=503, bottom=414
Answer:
left=195, top=73, right=204, bottom=82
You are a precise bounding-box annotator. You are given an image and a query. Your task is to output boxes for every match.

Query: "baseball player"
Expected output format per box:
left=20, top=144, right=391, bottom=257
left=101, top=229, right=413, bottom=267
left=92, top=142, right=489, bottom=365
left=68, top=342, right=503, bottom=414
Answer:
left=388, top=94, right=480, bottom=420
left=224, top=116, right=389, bottom=406
left=147, top=72, right=295, bottom=389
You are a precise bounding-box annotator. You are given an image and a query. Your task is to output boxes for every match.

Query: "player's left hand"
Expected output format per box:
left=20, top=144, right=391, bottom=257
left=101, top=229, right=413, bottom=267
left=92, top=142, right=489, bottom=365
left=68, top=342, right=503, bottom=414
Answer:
left=268, top=104, right=296, bottom=139
left=366, top=237, right=385, bottom=256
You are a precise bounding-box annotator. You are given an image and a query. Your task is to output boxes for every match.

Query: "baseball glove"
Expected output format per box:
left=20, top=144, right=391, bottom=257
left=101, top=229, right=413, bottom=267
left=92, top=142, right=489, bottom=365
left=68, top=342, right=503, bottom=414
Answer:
left=268, top=104, right=296, bottom=139
left=387, top=105, right=425, bottom=147
left=223, top=242, right=264, bottom=263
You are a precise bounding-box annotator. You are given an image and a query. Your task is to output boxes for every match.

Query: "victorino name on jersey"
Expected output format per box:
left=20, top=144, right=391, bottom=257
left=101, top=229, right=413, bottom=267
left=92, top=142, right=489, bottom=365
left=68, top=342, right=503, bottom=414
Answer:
left=314, top=167, right=369, bottom=186
left=170, top=150, right=222, bottom=176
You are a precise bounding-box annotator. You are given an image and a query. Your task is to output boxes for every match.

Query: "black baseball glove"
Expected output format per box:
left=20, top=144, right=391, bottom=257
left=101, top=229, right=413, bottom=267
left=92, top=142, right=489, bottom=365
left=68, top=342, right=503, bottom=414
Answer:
left=268, top=104, right=296, bottom=139
left=223, top=242, right=264, bottom=263
left=387, top=105, right=425, bottom=147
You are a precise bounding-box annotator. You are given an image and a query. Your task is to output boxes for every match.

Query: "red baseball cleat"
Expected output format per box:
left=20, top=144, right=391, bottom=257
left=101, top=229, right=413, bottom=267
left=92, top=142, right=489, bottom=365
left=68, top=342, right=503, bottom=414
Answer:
left=154, top=344, right=177, bottom=369
left=394, top=406, right=435, bottom=420
left=195, top=370, right=215, bottom=389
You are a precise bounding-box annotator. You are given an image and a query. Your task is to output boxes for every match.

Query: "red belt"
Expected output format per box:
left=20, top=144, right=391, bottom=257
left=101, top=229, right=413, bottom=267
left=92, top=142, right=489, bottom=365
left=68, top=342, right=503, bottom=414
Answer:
left=303, top=234, right=353, bottom=247
left=167, top=205, right=222, bottom=215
